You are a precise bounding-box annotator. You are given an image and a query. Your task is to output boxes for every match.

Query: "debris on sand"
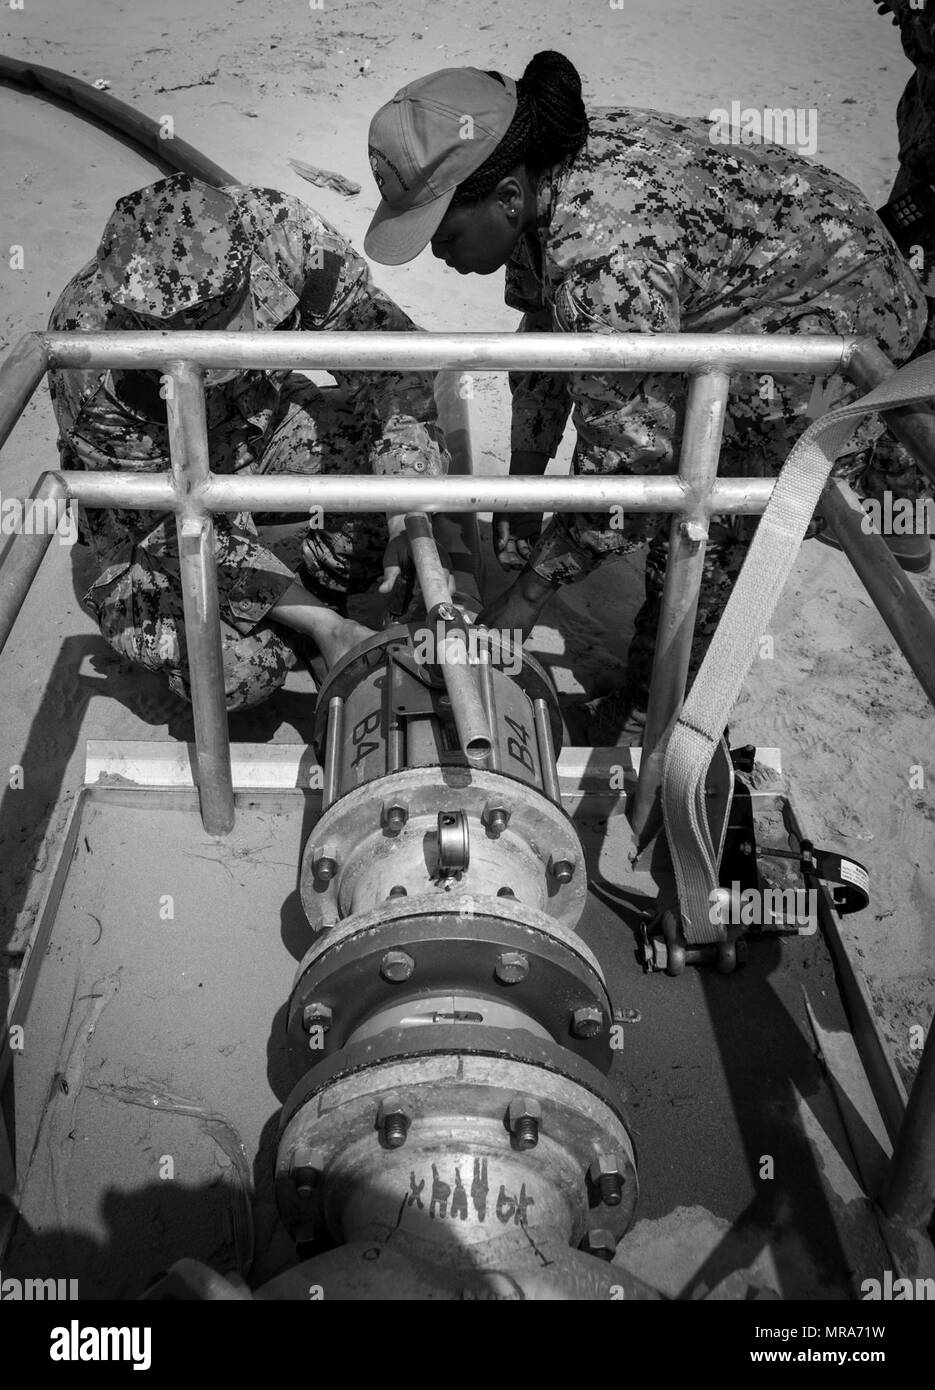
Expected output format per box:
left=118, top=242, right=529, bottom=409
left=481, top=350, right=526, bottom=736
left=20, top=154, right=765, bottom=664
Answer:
left=287, top=157, right=360, bottom=197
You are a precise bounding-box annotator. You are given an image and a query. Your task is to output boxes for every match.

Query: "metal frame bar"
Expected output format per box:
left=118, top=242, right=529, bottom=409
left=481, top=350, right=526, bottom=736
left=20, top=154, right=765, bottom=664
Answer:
left=164, top=362, right=234, bottom=834
left=2, top=325, right=935, bottom=1234
left=630, top=369, right=731, bottom=841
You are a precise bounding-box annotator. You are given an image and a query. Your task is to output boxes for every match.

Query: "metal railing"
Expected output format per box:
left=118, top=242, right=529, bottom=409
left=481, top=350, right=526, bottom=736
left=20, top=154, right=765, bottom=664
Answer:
left=3, top=328, right=935, bottom=844
left=2, top=326, right=935, bottom=1235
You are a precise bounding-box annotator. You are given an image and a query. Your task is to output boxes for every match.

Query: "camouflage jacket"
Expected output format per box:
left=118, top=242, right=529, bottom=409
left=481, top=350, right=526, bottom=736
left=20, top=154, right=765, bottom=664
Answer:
left=505, top=109, right=915, bottom=473
left=48, top=186, right=446, bottom=605
left=887, top=0, right=935, bottom=179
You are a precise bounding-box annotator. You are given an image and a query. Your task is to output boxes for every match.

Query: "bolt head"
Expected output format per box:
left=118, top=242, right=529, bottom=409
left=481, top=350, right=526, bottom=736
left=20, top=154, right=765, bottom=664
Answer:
left=581, top=1228, right=617, bottom=1261
left=383, top=802, right=408, bottom=833
left=381, top=949, right=415, bottom=982
left=316, top=856, right=338, bottom=882
left=571, top=1006, right=604, bottom=1039
left=550, top=857, right=576, bottom=884
left=494, top=950, right=529, bottom=984
left=302, top=1002, right=332, bottom=1032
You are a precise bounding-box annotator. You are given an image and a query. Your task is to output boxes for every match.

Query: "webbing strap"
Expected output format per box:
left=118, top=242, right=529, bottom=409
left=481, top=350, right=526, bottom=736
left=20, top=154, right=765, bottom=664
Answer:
left=662, top=349, right=935, bottom=945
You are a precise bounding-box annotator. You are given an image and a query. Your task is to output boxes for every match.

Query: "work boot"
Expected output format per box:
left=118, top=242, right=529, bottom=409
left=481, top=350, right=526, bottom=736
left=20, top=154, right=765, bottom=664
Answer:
left=816, top=526, right=931, bottom=573
left=881, top=532, right=931, bottom=573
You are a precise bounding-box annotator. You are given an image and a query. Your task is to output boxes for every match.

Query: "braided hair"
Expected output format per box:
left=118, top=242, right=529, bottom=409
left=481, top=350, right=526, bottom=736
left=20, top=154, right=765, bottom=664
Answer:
left=451, top=51, right=589, bottom=205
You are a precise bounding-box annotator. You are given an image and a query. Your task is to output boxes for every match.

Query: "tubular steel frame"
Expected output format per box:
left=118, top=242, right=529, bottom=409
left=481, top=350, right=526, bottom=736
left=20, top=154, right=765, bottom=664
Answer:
left=1, top=327, right=935, bottom=1232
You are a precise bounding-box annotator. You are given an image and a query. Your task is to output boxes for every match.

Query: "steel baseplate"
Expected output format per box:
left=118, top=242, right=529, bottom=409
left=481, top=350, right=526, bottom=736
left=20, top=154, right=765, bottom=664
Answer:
left=0, top=740, right=925, bottom=1300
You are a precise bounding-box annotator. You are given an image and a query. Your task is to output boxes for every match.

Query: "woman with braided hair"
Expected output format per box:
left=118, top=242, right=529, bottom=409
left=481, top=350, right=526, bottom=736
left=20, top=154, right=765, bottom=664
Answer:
left=365, top=51, right=929, bottom=742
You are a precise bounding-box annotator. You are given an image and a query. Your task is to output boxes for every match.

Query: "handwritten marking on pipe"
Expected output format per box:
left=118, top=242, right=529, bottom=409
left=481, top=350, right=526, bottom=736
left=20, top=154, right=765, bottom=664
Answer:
left=406, top=1159, right=534, bottom=1226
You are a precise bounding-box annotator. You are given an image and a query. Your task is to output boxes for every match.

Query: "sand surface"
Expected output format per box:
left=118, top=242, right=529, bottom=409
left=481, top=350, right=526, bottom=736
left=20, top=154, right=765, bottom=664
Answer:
left=0, top=0, right=932, bottom=1088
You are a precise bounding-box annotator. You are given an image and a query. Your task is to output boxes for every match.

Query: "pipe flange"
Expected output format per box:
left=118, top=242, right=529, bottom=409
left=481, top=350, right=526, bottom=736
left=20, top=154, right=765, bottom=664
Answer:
left=292, top=892, right=606, bottom=984
left=301, top=766, right=585, bottom=933
left=276, top=1039, right=637, bottom=1247
left=287, top=900, right=614, bottom=1077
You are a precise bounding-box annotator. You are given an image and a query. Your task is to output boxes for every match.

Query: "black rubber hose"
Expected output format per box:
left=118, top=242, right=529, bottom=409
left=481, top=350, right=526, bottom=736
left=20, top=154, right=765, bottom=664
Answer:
left=0, top=52, right=237, bottom=186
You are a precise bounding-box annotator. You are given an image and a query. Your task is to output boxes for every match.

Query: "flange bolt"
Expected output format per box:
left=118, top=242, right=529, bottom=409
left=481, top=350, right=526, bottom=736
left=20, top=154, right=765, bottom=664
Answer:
left=494, top=951, right=529, bottom=984
left=508, top=1095, right=541, bottom=1150
left=381, top=949, right=415, bottom=982
left=378, top=1094, right=411, bottom=1149
left=571, top=1006, right=604, bottom=1039
left=589, top=1154, right=626, bottom=1207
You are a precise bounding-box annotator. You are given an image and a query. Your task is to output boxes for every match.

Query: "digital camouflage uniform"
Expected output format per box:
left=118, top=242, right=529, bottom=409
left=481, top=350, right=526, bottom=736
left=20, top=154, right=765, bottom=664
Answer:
left=504, top=109, right=929, bottom=707
left=48, top=176, right=447, bottom=710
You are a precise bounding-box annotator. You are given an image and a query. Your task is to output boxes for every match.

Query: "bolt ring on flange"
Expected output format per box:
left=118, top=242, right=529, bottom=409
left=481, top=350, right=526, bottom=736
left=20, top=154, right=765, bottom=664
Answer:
left=276, top=1024, right=638, bottom=1245
left=287, top=893, right=615, bottom=1076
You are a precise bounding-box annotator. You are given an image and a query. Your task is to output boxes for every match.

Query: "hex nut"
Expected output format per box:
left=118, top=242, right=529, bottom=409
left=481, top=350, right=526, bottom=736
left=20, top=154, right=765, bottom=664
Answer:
left=507, top=1095, right=541, bottom=1150
left=381, top=949, right=415, bottom=982
left=482, top=803, right=511, bottom=837
left=290, top=1147, right=325, bottom=1199
left=315, top=855, right=338, bottom=882
left=549, top=856, right=576, bottom=884
left=508, top=1095, right=541, bottom=1127
left=588, top=1153, right=627, bottom=1207
left=382, top=802, right=408, bottom=833
left=302, top=1002, right=333, bottom=1032
left=571, top=1005, right=604, bottom=1039
left=494, top=951, right=529, bottom=984
left=581, top=1228, right=617, bottom=1261
left=377, top=1093, right=411, bottom=1148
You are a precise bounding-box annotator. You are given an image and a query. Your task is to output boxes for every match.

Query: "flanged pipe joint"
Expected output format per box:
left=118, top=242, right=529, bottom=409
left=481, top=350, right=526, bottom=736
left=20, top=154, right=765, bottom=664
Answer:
left=275, top=533, right=639, bottom=1295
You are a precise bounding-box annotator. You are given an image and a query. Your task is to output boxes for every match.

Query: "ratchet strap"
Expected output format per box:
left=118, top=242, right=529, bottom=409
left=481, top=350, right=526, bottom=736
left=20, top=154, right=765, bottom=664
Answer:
left=662, top=349, right=935, bottom=945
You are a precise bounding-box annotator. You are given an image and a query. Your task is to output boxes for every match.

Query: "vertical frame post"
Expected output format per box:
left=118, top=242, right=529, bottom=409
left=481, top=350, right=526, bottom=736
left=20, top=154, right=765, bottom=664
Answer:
left=630, top=369, right=731, bottom=844
left=881, top=1013, right=935, bottom=1229
left=164, top=362, right=235, bottom=835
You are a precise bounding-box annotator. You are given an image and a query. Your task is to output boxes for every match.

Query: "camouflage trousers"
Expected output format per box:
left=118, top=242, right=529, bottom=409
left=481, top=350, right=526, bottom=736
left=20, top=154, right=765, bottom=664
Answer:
left=530, top=268, right=932, bottom=711
left=87, top=376, right=389, bottom=711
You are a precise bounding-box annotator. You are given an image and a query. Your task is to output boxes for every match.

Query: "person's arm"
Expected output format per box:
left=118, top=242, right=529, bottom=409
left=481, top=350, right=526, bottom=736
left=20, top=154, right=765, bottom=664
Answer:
left=524, top=252, right=685, bottom=589
left=232, top=188, right=449, bottom=594
left=494, top=307, right=573, bottom=569
left=232, top=188, right=445, bottom=476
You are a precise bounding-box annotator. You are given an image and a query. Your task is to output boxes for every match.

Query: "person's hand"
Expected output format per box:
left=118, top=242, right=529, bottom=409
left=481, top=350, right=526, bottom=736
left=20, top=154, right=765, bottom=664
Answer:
left=493, top=450, right=549, bottom=569
left=873, top=0, right=899, bottom=23
left=478, top=565, right=554, bottom=641
left=378, top=528, right=455, bottom=598
left=493, top=513, right=543, bottom=570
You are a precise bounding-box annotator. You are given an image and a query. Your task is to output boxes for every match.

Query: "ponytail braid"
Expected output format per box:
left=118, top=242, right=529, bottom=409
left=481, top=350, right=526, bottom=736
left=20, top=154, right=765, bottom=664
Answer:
left=452, top=51, right=589, bottom=205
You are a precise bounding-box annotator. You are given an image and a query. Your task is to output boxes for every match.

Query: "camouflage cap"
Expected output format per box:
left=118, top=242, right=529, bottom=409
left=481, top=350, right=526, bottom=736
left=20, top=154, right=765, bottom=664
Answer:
left=97, top=174, right=254, bottom=319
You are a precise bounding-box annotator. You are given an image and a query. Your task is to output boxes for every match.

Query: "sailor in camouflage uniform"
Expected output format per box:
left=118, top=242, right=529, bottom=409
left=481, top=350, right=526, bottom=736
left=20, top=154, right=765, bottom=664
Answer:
left=49, top=174, right=448, bottom=709
left=363, top=52, right=930, bottom=737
